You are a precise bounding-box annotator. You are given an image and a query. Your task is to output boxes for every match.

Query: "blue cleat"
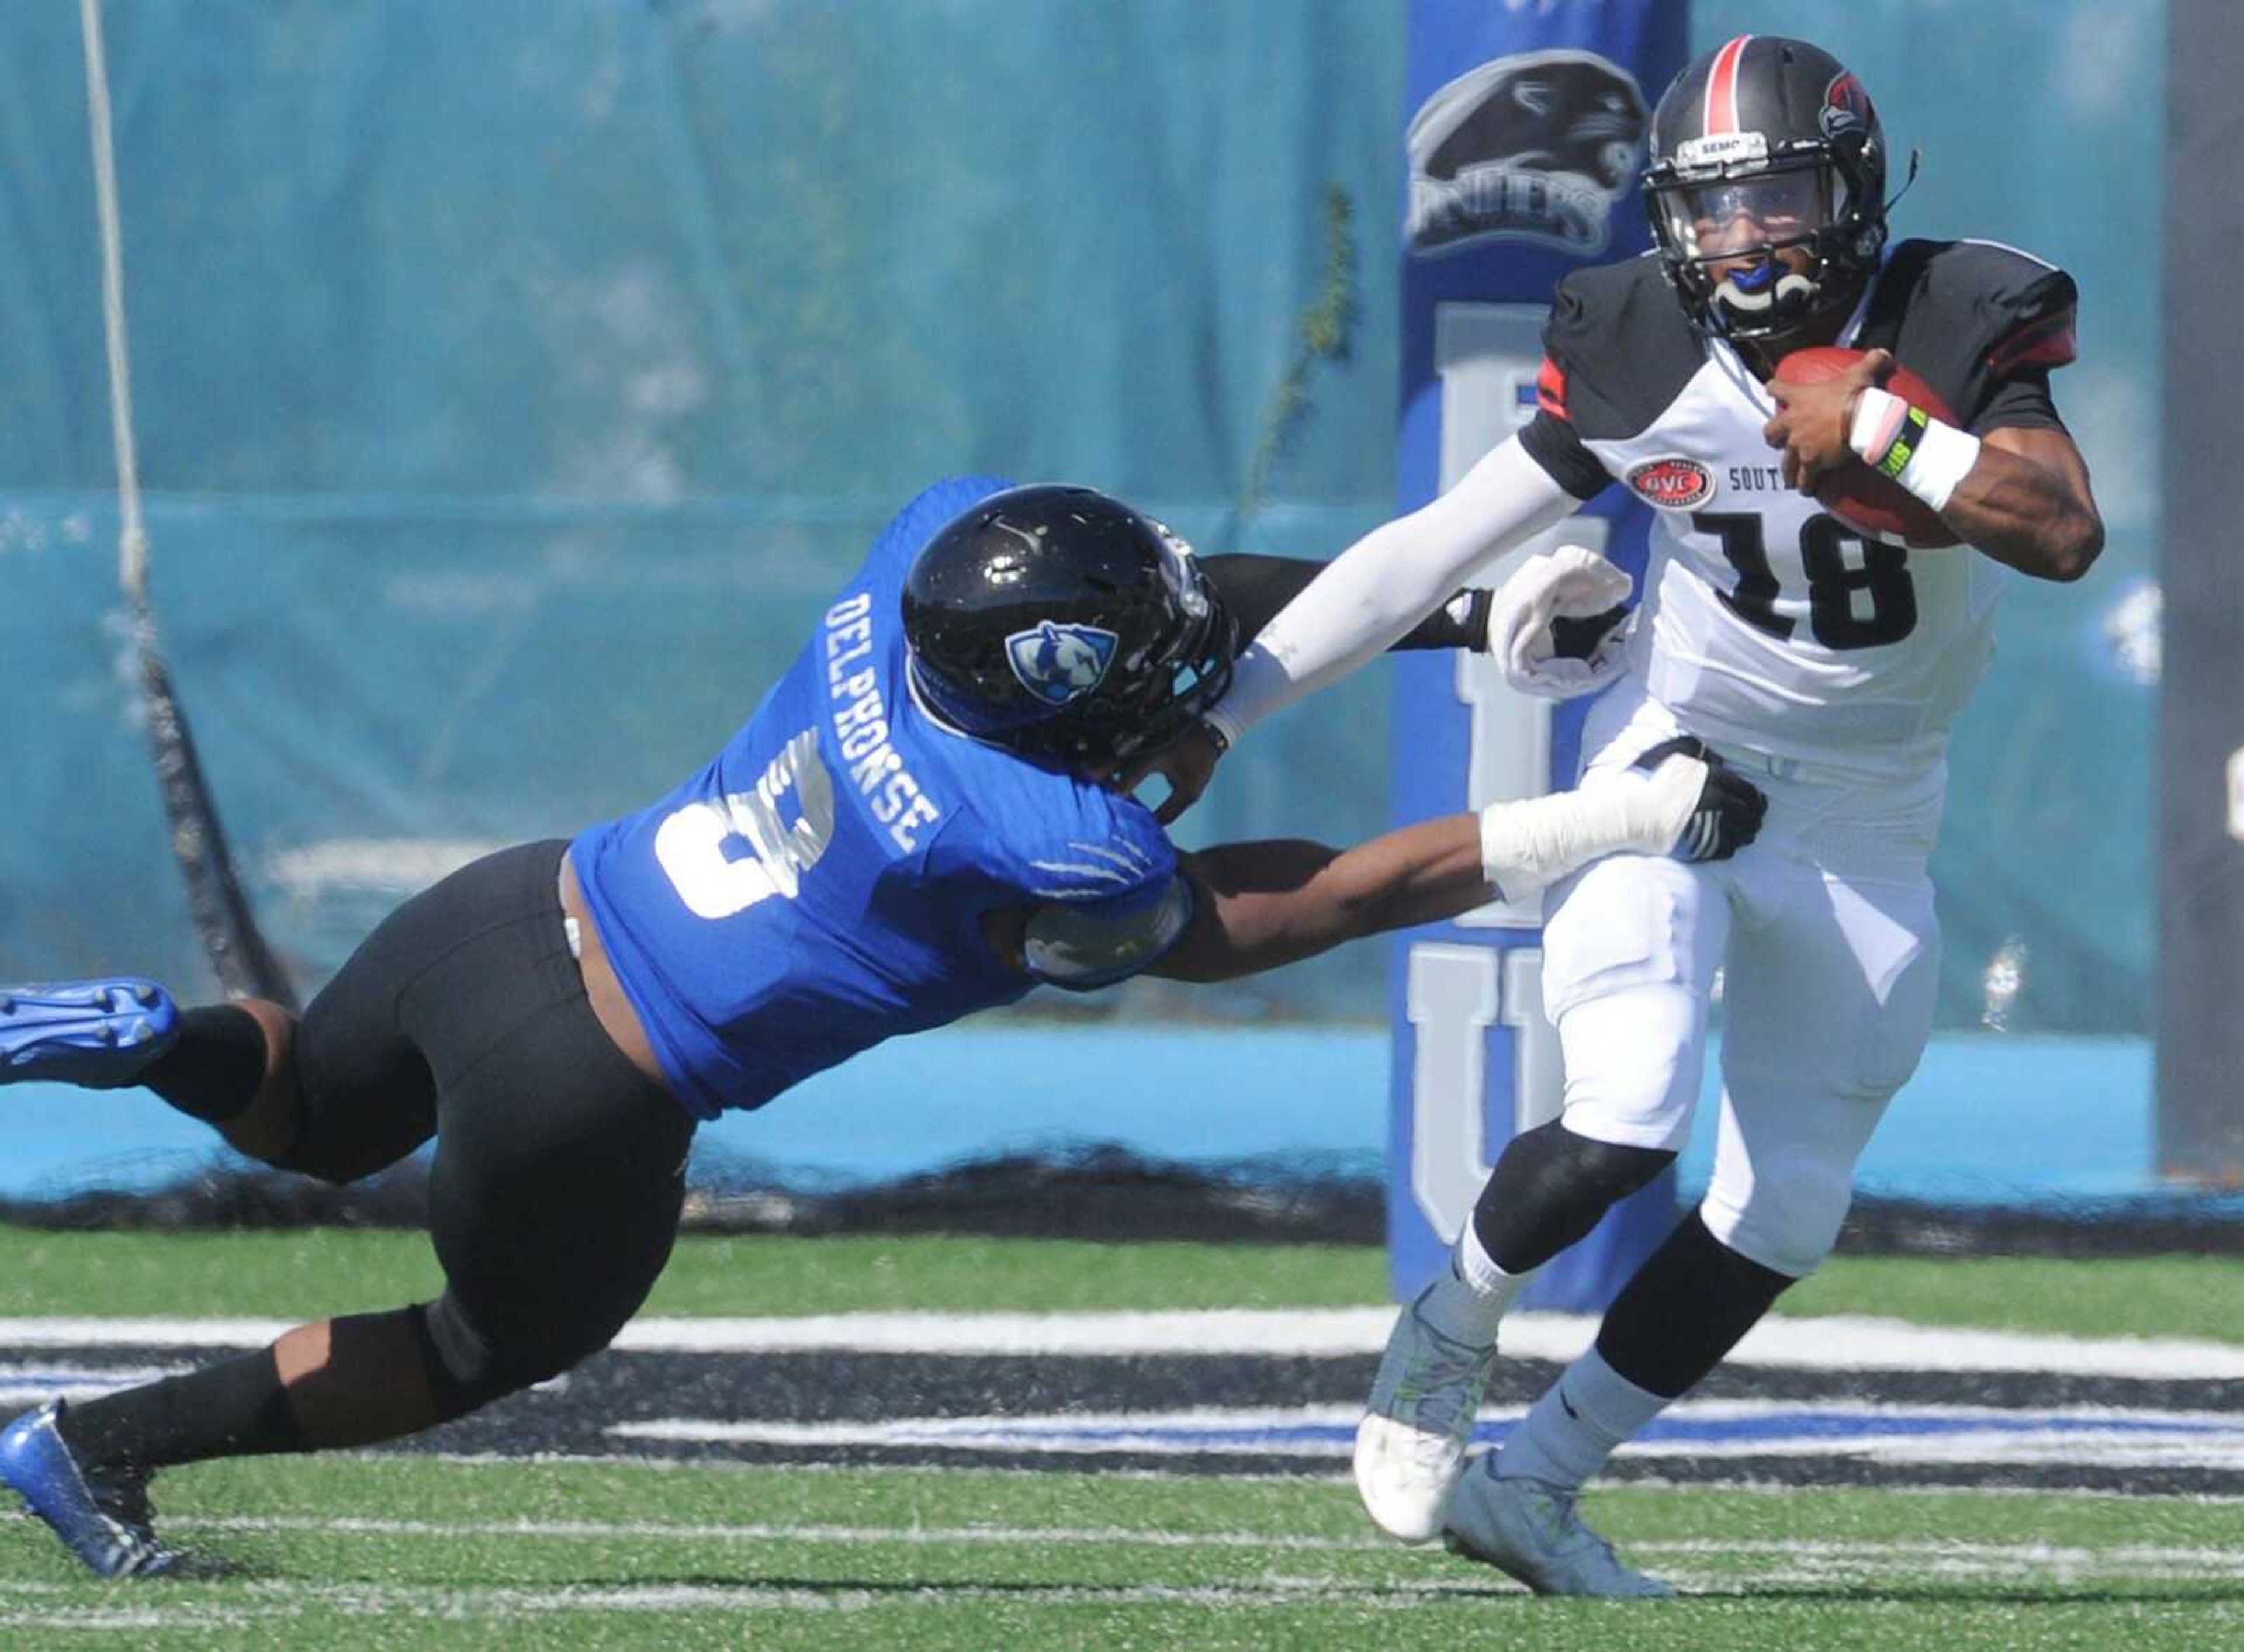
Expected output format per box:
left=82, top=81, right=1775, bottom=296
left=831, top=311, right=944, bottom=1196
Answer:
left=0, top=979, right=178, bottom=1088
left=0, top=1401, right=176, bottom=1578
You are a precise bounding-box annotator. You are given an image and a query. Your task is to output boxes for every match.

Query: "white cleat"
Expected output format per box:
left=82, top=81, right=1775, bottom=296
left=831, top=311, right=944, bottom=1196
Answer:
left=1443, top=1457, right=1675, bottom=1598
left=1351, top=1283, right=1500, bottom=1543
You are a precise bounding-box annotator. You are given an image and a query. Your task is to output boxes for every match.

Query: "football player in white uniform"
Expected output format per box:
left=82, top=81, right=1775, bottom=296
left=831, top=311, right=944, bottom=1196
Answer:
left=1130, top=36, right=2103, bottom=1597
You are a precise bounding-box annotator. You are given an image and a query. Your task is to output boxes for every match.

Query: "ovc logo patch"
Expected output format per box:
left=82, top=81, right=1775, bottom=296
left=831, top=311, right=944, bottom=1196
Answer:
left=1625, top=456, right=1715, bottom=510
left=1006, top=621, right=1118, bottom=706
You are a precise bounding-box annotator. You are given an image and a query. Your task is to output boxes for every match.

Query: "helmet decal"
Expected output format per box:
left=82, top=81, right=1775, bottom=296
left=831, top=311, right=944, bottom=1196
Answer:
left=1821, top=71, right=1874, bottom=141
left=1701, top=35, right=1752, bottom=137
left=1005, top=621, right=1119, bottom=707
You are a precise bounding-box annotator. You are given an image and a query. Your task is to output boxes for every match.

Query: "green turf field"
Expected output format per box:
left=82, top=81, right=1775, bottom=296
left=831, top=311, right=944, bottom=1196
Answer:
left=2, top=1227, right=2239, bottom=1342
left=4, top=1231, right=2242, bottom=1648
left=6, top=1457, right=2242, bottom=1649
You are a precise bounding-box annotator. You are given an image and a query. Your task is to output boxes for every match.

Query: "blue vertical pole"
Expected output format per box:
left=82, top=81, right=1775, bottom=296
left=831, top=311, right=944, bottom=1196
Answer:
left=1387, top=0, right=1689, bottom=1310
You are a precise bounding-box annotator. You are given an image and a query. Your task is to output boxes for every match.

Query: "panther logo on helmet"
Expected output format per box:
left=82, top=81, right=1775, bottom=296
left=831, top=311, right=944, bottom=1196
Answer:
left=903, top=484, right=1237, bottom=767
left=1407, top=49, right=1650, bottom=255
left=1005, top=621, right=1118, bottom=707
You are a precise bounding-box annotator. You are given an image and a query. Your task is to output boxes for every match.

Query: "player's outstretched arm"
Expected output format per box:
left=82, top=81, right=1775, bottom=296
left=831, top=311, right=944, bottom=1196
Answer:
left=1116, top=555, right=1497, bottom=830
left=1199, top=555, right=1494, bottom=654
left=1121, top=440, right=1583, bottom=822
left=1204, top=439, right=1580, bottom=742
left=1146, top=742, right=1764, bottom=984
left=1151, top=820, right=1485, bottom=983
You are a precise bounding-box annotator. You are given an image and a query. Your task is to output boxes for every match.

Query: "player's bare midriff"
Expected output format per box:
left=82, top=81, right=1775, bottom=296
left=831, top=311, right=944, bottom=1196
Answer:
left=558, top=850, right=673, bottom=1096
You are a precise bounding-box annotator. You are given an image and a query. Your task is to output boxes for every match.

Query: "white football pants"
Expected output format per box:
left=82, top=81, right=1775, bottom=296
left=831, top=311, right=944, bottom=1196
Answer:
left=1540, top=686, right=1945, bottom=1279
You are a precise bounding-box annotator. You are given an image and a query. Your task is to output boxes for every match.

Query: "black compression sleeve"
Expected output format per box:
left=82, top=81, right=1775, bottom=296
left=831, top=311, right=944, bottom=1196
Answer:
left=1470, top=1118, right=1675, bottom=1274
left=1199, top=554, right=1491, bottom=652
left=1594, top=1211, right=1795, bottom=1398
left=60, top=1347, right=303, bottom=1470
left=140, top=1004, right=267, bottom=1123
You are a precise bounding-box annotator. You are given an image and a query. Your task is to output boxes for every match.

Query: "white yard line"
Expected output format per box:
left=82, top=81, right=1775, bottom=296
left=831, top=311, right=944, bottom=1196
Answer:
left=0, top=1533, right=2237, bottom=1629
left=2, top=1309, right=2239, bottom=1378
left=0, top=1362, right=188, bottom=1408
left=411, top=1452, right=2244, bottom=1502
left=164, top=1513, right=1394, bottom=1552
left=605, top=1396, right=2244, bottom=1469
left=137, top=1515, right=2244, bottom=1576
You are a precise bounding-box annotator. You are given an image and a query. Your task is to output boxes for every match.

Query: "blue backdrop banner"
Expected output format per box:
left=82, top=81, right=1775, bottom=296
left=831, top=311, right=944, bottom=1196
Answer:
left=1386, top=0, right=1688, bottom=1310
left=0, top=2, right=2166, bottom=1213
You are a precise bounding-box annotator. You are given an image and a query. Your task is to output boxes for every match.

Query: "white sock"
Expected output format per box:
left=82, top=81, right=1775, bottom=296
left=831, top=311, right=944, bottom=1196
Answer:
left=1414, top=1221, right=1530, bottom=1347
left=1495, top=1345, right=1668, bottom=1490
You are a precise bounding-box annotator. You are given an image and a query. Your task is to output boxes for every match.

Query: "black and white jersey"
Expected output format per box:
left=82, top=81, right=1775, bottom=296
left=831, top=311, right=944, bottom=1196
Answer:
left=1519, top=238, right=2079, bottom=778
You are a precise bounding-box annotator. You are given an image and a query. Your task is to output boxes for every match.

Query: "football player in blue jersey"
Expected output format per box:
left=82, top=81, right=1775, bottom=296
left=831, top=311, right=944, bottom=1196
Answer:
left=0, top=477, right=1762, bottom=1578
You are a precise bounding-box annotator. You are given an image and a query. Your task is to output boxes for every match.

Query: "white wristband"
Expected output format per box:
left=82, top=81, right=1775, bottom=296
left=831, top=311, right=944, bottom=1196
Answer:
left=1477, top=758, right=1705, bottom=898
left=1847, top=386, right=1982, bottom=514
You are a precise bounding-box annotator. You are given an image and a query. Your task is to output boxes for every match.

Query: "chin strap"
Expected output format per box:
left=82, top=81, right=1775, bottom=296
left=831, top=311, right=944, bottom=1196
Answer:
left=1883, top=146, right=1921, bottom=217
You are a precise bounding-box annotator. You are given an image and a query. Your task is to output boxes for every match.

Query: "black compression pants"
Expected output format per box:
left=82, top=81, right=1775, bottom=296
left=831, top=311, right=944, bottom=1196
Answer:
left=281, top=839, right=695, bottom=1415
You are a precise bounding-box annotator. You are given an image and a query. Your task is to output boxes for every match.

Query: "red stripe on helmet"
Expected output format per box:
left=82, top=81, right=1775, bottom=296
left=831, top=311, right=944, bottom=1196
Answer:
left=1704, top=35, right=1752, bottom=136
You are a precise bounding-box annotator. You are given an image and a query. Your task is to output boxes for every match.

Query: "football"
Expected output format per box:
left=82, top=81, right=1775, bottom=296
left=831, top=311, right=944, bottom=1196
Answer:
left=1772, top=347, right=1964, bottom=549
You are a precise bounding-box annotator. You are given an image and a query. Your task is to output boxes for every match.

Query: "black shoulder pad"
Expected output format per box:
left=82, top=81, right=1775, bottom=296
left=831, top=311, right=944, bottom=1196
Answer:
left=1538, top=254, right=1706, bottom=442
left=1859, top=239, right=2080, bottom=429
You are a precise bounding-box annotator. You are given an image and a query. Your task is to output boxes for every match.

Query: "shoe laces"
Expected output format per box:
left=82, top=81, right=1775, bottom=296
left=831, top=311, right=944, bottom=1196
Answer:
left=1533, top=1484, right=1634, bottom=1576
left=1390, top=1312, right=1497, bottom=1436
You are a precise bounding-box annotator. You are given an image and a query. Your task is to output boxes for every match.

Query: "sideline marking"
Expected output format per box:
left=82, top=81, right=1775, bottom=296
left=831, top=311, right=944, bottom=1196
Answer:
left=610, top=1397, right=2244, bottom=1470
left=144, top=1514, right=2244, bottom=1576
left=2, top=1536, right=2242, bottom=1626
left=0, top=1362, right=183, bottom=1408
left=2, top=1310, right=2242, bottom=1379
left=169, top=1514, right=1390, bottom=1551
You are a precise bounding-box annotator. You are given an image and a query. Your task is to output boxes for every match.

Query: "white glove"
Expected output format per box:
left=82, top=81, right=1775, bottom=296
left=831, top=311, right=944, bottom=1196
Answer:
left=1491, top=545, right=1634, bottom=700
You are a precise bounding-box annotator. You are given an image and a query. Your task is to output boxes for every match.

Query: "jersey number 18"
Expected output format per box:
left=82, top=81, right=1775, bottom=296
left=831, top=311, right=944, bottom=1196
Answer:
left=1695, top=510, right=1919, bottom=650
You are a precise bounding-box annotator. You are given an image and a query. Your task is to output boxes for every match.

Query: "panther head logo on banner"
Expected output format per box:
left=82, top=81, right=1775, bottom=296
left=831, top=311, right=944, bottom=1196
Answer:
left=1407, top=48, right=1649, bottom=256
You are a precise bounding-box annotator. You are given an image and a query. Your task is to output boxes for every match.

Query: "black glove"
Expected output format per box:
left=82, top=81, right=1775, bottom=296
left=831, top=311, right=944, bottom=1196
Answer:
left=1631, top=736, right=1767, bottom=863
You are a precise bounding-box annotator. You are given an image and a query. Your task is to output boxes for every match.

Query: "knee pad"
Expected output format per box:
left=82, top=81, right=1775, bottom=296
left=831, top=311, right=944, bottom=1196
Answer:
left=1702, top=1148, right=1854, bottom=1279
left=1474, top=1120, right=1677, bottom=1273
left=1526, top=1121, right=1677, bottom=1207
left=411, top=1293, right=608, bottom=1422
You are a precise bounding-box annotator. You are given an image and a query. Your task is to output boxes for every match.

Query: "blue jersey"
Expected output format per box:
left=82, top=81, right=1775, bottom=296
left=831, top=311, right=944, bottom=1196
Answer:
left=571, top=477, right=1183, bottom=1120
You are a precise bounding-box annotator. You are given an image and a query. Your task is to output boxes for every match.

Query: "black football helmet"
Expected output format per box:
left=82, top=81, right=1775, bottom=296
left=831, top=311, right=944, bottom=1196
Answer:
left=901, top=484, right=1238, bottom=768
left=1642, top=36, right=1889, bottom=342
